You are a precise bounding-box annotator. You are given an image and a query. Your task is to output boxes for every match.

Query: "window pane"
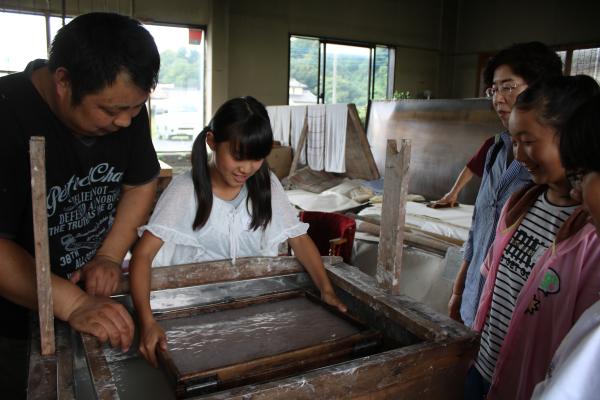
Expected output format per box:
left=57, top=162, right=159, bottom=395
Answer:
left=143, top=25, right=205, bottom=153
left=556, top=50, right=567, bottom=72
left=373, top=46, right=390, bottom=100
left=49, top=17, right=73, bottom=43
left=289, top=36, right=319, bottom=105
left=324, top=44, right=370, bottom=119
left=570, top=47, right=600, bottom=83
left=0, top=12, right=48, bottom=73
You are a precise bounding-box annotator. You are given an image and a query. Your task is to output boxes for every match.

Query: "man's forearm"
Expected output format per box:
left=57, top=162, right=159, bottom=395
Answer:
left=0, top=238, right=87, bottom=321
left=96, top=179, right=157, bottom=263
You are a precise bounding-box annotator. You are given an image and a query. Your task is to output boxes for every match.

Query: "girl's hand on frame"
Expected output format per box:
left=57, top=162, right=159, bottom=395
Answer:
left=321, top=290, right=348, bottom=313
left=139, top=320, right=168, bottom=368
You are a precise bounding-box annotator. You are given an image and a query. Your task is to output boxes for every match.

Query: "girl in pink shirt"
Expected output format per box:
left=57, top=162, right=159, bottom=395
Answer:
left=465, top=75, right=600, bottom=400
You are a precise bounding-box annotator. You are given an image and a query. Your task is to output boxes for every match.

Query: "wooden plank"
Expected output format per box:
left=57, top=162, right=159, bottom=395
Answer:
left=56, top=322, right=75, bottom=400
left=27, top=320, right=74, bottom=400
left=287, top=111, right=308, bottom=177
left=27, top=318, right=57, bottom=400
left=345, top=103, right=380, bottom=180
left=29, top=136, right=55, bottom=356
left=376, top=139, right=411, bottom=295
left=349, top=213, right=456, bottom=256
left=326, top=264, right=474, bottom=341
left=199, top=337, right=476, bottom=399
left=81, top=334, right=119, bottom=399
left=153, top=290, right=306, bottom=321
left=115, top=256, right=341, bottom=294
left=189, top=330, right=380, bottom=393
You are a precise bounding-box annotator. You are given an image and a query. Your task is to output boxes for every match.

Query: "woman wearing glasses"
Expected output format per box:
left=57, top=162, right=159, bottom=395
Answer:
left=449, top=42, right=563, bottom=327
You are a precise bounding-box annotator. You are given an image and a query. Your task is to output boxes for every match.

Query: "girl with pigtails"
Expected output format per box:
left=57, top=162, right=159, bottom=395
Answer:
left=129, top=96, right=346, bottom=367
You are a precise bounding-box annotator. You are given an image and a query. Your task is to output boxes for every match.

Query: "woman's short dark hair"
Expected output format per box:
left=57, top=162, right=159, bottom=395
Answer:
left=560, top=94, right=600, bottom=172
left=191, top=96, right=273, bottom=231
left=483, top=42, right=563, bottom=87
left=48, top=12, right=160, bottom=105
left=513, top=75, right=600, bottom=137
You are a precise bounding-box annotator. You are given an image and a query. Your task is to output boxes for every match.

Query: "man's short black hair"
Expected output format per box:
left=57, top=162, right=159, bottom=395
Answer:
left=560, top=94, right=600, bottom=173
left=483, top=42, right=563, bottom=87
left=48, top=12, right=160, bottom=105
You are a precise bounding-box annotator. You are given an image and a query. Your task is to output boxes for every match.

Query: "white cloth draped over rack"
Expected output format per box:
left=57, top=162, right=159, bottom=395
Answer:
left=266, top=105, right=291, bottom=146
left=306, top=105, right=326, bottom=171
left=266, top=103, right=348, bottom=173
left=290, top=105, right=307, bottom=164
left=324, top=103, right=347, bottom=173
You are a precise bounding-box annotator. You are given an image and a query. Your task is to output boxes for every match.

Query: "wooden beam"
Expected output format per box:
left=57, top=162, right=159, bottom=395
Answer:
left=376, top=139, right=411, bottom=295
left=56, top=323, right=75, bottom=400
left=29, top=137, right=55, bottom=356
left=327, top=264, right=472, bottom=341
left=347, top=213, right=459, bottom=256
left=81, top=335, right=120, bottom=399
left=198, top=339, right=475, bottom=400
left=115, top=256, right=342, bottom=294
left=26, top=318, right=56, bottom=400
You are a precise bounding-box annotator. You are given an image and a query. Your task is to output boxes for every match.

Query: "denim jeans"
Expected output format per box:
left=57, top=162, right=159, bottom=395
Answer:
left=464, top=365, right=491, bottom=400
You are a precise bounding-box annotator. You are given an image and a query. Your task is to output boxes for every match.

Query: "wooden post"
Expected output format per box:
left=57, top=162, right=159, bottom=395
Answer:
left=376, top=139, right=411, bottom=295
left=29, top=137, right=55, bottom=356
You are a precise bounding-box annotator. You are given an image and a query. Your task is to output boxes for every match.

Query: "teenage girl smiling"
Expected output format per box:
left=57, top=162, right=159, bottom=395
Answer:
left=129, top=96, right=346, bottom=367
left=465, top=75, right=600, bottom=400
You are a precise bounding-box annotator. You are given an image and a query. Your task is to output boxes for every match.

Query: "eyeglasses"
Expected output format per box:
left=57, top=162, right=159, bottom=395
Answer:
left=485, top=82, right=526, bottom=98
left=566, top=169, right=587, bottom=190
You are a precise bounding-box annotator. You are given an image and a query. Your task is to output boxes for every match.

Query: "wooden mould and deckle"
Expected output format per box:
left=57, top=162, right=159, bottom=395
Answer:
left=27, top=137, right=478, bottom=399
left=156, top=290, right=381, bottom=397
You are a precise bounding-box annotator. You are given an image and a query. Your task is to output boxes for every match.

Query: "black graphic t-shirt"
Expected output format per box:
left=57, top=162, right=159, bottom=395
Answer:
left=0, top=60, right=159, bottom=337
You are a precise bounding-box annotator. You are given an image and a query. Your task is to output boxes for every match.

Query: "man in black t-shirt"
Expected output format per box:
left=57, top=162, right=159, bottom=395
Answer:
left=0, top=13, right=160, bottom=397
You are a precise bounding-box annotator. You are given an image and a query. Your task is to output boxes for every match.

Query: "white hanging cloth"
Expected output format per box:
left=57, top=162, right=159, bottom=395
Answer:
left=324, top=103, right=347, bottom=173
left=266, top=105, right=291, bottom=146
left=290, top=105, right=307, bottom=164
left=306, top=105, right=326, bottom=171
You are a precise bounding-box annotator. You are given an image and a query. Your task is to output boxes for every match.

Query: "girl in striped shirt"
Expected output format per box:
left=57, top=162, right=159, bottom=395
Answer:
left=465, top=75, right=600, bottom=400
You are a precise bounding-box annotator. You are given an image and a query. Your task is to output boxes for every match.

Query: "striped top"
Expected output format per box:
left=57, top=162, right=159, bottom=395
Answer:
left=474, top=192, right=577, bottom=383
left=461, top=131, right=531, bottom=326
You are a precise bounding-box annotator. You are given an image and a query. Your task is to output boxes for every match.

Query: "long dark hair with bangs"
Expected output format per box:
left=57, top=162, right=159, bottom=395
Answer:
left=513, top=75, right=600, bottom=136
left=560, top=94, right=600, bottom=173
left=191, top=96, right=273, bottom=231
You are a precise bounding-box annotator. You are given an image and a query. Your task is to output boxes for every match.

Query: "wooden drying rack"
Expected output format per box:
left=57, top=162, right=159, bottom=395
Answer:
left=288, top=103, right=380, bottom=181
